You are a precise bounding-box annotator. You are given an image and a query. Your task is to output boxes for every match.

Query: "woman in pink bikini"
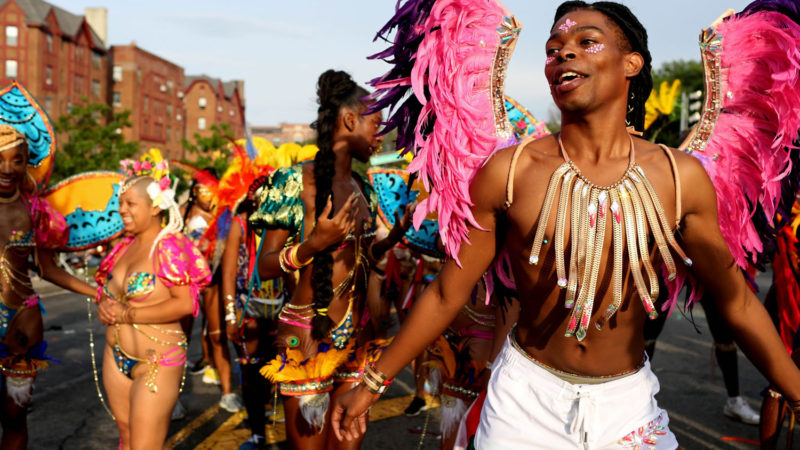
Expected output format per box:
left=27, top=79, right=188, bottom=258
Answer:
left=96, top=152, right=211, bottom=449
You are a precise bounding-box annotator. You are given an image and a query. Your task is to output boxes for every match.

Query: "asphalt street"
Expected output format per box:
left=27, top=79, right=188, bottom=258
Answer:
left=22, top=270, right=791, bottom=449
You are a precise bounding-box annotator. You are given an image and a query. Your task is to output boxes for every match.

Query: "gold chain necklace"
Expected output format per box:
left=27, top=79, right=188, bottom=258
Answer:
left=0, top=190, right=19, bottom=204
left=528, top=134, right=692, bottom=341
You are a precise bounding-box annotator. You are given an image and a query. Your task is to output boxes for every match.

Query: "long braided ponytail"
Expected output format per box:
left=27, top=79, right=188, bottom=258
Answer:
left=309, top=70, right=369, bottom=340
left=552, top=1, right=653, bottom=132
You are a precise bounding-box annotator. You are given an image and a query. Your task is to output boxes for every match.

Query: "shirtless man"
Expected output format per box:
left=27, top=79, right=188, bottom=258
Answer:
left=332, top=2, right=800, bottom=448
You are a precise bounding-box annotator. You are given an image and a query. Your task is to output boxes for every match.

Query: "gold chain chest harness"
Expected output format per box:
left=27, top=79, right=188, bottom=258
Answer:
left=506, top=134, right=692, bottom=341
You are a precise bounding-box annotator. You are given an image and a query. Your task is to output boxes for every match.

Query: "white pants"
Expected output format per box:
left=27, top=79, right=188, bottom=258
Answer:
left=475, top=336, right=678, bottom=449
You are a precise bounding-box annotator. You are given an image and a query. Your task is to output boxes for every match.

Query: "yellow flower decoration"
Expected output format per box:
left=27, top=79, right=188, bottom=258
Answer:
left=644, top=79, right=682, bottom=130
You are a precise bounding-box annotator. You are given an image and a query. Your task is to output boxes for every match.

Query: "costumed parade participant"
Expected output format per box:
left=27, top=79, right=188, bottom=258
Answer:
left=95, top=150, right=211, bottom=449
left=184, top=168, right=242, bottom=412
left=332, top=1, right=800, bottom=449
left=217, top=146, right=279, bottom=450
left=249, top=69, right=408, bottom=449
left=0, top=84, right=97, bottom=448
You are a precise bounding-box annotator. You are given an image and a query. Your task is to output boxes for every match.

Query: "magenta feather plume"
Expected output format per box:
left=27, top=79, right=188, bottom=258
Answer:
left=697, top=11, right=800, bottom=268
left=666, top=10, right=800, bottom=309
left=407, top=0, right=514, bottom=263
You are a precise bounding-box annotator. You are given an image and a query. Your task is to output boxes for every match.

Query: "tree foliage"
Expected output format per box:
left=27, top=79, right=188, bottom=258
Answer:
left=181, top=123, right=233, bottom=175
left=644, top=59, right=704, bottom=147
left=51, top=99, right=139, bottom=183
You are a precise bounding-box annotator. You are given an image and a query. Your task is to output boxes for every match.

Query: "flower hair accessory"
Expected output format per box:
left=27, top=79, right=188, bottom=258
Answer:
left=119, top=148, right=175, bottom=209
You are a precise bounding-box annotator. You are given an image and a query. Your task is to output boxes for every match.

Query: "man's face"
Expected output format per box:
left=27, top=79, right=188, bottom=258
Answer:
left=545, top=10, right=639, bottom=117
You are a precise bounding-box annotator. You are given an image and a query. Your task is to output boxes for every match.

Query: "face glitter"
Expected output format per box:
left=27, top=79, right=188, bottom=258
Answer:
left=558, top=18, right=577, bottom=33
left=585, top=43, right=605, bottom=54
left=546, top=56, right=556, bottom=65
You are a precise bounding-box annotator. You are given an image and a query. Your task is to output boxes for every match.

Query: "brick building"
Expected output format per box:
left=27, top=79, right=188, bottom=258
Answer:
left=249, top=122, right=315, bottom=145
left=0, top=1, right=109, bottom=117
left=110, top=43, right=185, bottom=158
left=184, top=75, right=245, bottom=143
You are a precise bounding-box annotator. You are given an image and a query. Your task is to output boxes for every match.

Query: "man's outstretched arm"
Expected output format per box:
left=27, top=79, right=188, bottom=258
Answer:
left=331, top=148, right=513, bottom=440
left=678, top=151, right=800, bottom=402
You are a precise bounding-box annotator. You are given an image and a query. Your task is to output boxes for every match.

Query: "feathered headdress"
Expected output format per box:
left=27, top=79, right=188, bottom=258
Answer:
left=670, top=1, right=800, bottom=310
left=201, top=143, right=274, bottom=267
left=368, top=0, right=522, bottom=263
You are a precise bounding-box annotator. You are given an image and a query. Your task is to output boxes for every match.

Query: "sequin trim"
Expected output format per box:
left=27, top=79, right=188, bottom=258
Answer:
left=618, top=413, right=668, bottom=449
left=278, top=378, right=334, bottom=396
left=491, top=15, right=521, bottom=138
left=684, top=26, right=723, bottom=155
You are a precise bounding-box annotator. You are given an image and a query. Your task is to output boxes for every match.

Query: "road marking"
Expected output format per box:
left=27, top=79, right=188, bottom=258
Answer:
left=668, top=410, right=750, bottom=450
left=191, top=394, right=441, bottom=448
left=165, top=404, right=220, bottom=448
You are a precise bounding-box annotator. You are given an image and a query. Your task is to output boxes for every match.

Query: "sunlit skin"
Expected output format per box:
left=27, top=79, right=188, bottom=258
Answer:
left=0, top=143, right=95, bottom=449
left=332, top=9, right=800, bottom=441
left=96, top=180, right=195, bottom=450
left=254, top=103, right=399, bottom=450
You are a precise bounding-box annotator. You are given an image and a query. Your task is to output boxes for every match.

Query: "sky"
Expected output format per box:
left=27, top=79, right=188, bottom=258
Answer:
left=57, top=0, right=752, bottom=127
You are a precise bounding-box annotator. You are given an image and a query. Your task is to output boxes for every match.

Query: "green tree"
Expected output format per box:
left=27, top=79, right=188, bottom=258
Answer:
left=645, top=59, right=704, bottom=147
left=182, top=123, right=233, bottom=175
left=51, top=99, right=139, bottom=183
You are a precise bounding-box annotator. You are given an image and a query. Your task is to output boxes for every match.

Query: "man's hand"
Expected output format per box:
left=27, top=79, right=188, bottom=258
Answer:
left=306, top=194, right=359, bottom=251
left=331, top=383, right=380, bottom=441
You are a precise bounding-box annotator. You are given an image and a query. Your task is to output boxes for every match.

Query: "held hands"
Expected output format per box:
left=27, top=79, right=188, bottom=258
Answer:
left=307, top=194, right=360, bottom=251
left=331, top=383, right=380, bottom=441
left=97, top=297, right=123, bottom=325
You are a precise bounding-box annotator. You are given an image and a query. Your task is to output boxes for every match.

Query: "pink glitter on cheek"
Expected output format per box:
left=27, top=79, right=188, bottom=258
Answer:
left=558, top=18, right=577, bottom=33
left=585, top=43, right=605, bottom=54
left=546, top=56, right=556, bottom=65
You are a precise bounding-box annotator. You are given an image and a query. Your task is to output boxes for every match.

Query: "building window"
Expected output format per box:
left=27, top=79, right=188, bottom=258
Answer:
left=143, top=96, right=149, bottom=113
left=92, top=52, right=101, bottom=69
left=198, top=97, right=207, bottom=109
left=112, top=66, right=122, bottom=82
left=198, top=117, right=206, bottom=130
left=112, top=91, right=121, bottom=107
left=166, top=103, right=172, bottom=118
left=66, top=100, right=72, bottom=113
left=74, top=74, right=83, bottom=94
left=5, top=60, right=17, bottom=78
left=45, top=66, right=52, bottom=85
left=166, top=126, right=171, bottom=140
left=229, top=110, right=234, bottom=117
left=5, top=26, right=17, bottom=46
left=46, top=34, right=52, bottom=52
left=44, top=98, right=52, bottom=114
left=91, top=80, right=100, bottom=98
left=76, top=46, right=84, bottom=62
left=166, top=80, right=173, bottom=94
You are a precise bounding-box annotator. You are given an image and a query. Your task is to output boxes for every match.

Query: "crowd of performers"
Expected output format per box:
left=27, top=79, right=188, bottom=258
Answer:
left=4, top=0, right=800, bottom=449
